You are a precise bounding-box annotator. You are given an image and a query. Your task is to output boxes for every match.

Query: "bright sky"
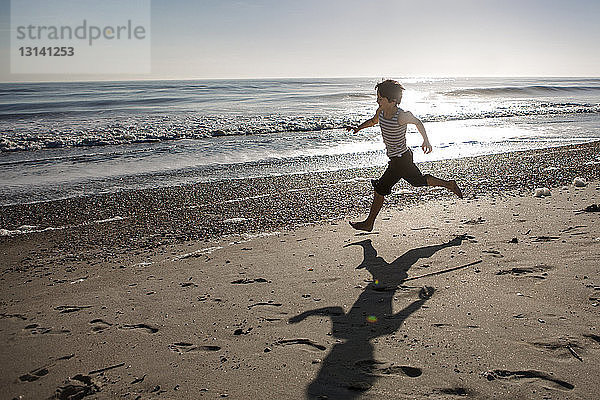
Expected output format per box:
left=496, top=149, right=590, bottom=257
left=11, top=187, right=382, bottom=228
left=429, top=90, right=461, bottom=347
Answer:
left=1, top=0, right=599, bottom=81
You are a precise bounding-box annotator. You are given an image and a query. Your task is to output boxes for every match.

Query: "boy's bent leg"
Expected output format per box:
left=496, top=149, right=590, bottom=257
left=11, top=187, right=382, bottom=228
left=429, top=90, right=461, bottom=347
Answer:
left=350, top=191, right=385, bottom=232
left=425, top=174, right=463, bottom=198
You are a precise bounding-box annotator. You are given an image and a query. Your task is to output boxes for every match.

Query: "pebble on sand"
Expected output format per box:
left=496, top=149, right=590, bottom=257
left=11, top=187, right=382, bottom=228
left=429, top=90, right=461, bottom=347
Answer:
left=533, top=187, right=551, bottom=197
left=573, top=177, right=587, bottom=187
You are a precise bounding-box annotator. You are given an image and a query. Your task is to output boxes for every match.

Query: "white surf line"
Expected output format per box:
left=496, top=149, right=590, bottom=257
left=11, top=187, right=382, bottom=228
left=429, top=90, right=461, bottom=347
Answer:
left=171, top=246, right=224, bottom=261
left=222, top=217, right=251, bottom=223
left=124, top=260, right=155, bottom=269
left=228, top=231, right=281, bottom=245
left=340, top=177, right=372, bottom=183
left=169, top=230, right=283, bottom=262
left=69, top=276, right=89, bottom=284
left=0, top=225, right=69, bottom=236
left=93, top=216, right=125, bottom=224
left=0, top=216, right=126, bottom=237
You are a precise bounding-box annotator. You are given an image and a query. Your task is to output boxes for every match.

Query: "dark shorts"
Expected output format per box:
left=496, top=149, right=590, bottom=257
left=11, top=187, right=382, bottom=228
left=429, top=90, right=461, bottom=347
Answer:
left=371, top=150, right=429, bottom=196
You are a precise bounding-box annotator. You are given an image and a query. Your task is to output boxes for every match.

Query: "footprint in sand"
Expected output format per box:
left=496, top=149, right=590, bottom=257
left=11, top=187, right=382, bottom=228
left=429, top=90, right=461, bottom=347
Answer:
left=233, top=327, right=253, bottom=336
left=119, top=323, right=158, bottom=334
left=231, top=278, right=269, bottom=284
left=54, top=305, right=92, bottom=314
left=18, top=354, right=76, bottom=383
left=19, top=354, right=75, bottom=382
left=530, top=338, right=585, bottom=361
left=23, top=323, right=70, bottom=335
left=168, top=342, right=221, bottom=353
left=354, top=359, right=422, bottom=378
left=463, top=217, right=485, bottom=225
left=0, top=313, right=28, bottom=320
left=584, top=334, right=600, bottom=344
left=496, top=265, right=552, bottom=278
left=274, top=338, right=326, bottom=351
left=531, top=236, right=560, bottom=242
left=89, top=319, right=113, bottom=333
left=484, top=369, right=574, bottom=390
left=19, top=367, right=49, bottom=382
left=437, top=387, right=470, bottom=396
left=55, top=374, right=99, bottom=399
left=247, top=302, right=282, bottom=310
left=482, top=249, right=504, bottom=258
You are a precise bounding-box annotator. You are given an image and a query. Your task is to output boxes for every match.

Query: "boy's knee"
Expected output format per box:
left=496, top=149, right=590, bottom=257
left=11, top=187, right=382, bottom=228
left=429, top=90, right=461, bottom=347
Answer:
left=406, top=174, right=429, bottom=187
left=371, top=179, right=390, bottom=196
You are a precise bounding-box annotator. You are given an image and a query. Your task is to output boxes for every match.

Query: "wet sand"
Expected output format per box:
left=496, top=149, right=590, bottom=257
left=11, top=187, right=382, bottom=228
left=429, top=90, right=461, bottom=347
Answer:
left=1, top=142, right=600, bottom=399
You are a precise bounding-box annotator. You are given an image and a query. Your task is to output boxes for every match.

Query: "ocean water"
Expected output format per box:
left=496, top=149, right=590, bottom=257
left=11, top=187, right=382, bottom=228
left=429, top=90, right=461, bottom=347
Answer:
left=1, top=77, right=599, bottom=205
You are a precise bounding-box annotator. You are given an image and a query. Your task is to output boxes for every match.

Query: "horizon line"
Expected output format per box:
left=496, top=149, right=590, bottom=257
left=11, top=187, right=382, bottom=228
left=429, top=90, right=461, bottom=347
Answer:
left=2, top=75, right=600, bottom=84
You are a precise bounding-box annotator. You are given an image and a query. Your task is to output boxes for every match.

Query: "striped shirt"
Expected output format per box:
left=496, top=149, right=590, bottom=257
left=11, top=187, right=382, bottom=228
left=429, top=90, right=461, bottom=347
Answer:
left=379, top=108, right=408, bottom=158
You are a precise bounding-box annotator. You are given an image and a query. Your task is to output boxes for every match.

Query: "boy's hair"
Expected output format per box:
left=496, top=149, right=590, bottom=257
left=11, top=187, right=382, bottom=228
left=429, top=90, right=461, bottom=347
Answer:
left=375, top=79, right=405, bottom=103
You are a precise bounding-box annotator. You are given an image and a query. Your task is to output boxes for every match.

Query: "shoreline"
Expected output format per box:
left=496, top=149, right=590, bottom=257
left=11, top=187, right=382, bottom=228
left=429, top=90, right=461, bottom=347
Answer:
left=1, top=135, right=599, bottom=208
left=1, top=141, right=600, bottom=269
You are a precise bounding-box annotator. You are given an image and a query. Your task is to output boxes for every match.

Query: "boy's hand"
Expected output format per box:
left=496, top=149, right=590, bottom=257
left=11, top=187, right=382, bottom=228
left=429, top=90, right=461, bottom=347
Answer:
left=345, top=125, right=359, bottom=134
left=421, top=140, right=432, bottom=154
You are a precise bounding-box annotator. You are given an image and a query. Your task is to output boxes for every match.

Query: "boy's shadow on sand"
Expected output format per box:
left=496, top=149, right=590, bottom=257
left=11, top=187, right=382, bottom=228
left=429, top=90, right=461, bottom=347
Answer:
left=289, top=235, right=469, bottom=399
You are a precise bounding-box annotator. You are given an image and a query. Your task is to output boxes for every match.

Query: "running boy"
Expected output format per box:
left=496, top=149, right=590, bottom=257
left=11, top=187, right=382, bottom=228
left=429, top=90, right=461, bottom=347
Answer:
left=347, top=79, right=462, bottom=231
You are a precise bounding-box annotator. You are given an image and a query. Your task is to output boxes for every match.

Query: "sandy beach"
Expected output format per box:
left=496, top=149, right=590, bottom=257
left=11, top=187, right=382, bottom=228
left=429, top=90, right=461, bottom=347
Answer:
left=1, top=142, right=600, bottom=399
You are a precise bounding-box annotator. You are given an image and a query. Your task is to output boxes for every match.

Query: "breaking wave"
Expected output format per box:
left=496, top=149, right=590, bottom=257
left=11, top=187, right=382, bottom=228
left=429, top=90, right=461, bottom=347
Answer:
left=445, top=85, right=600, bottom=97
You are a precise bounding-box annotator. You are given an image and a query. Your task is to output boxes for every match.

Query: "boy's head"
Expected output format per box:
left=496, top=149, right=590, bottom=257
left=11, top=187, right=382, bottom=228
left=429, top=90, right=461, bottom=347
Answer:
left=375, top=79, right=405, bottom=105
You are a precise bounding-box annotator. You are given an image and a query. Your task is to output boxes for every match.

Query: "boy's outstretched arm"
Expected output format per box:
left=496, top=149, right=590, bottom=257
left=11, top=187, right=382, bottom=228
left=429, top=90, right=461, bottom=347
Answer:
left=288, top=306, right=344, bottom=324
left=388, top=287, right=435, bottom=330
left=346, top=107, right=381, bottom=134
left=398, top=111, right=432, bottom=154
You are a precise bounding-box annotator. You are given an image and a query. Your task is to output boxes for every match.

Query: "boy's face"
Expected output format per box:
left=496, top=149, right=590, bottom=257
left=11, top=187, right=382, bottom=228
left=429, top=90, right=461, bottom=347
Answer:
left=377, top=91, right=399, bottom=107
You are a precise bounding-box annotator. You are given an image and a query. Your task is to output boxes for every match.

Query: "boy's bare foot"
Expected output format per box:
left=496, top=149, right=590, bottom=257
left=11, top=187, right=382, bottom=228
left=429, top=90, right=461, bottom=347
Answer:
left=349, top=221, right=373, bottom=232
left=449, top=180, right=463, bottom=199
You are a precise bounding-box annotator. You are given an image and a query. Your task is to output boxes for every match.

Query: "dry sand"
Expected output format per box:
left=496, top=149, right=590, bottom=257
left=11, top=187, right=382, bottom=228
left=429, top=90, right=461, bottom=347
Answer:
left=2, top=177, right=600, bottom=399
